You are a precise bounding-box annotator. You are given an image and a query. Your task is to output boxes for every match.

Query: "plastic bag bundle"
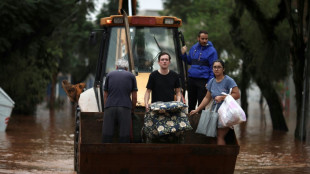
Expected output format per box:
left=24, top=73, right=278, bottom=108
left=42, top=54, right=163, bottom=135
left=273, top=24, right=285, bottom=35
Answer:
left=218, top=93, right=246, bottom=127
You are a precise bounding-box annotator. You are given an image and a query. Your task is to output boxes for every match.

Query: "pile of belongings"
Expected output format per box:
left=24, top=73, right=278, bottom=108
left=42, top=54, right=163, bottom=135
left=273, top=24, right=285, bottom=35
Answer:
left=143, top=101, right=192, bottom=143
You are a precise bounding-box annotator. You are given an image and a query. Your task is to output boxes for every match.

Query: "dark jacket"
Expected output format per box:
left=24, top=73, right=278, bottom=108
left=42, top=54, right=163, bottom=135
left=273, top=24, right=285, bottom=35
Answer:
left=181, top=41, right=218, bottom=81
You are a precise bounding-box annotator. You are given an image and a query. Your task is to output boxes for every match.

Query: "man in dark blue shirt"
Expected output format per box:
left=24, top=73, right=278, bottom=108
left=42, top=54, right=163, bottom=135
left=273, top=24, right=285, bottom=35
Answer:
left=102, top=59, right=138, bottom=143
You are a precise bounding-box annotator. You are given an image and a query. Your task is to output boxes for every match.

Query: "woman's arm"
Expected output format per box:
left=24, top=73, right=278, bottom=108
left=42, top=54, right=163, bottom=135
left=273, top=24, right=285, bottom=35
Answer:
left=214, top=86, right=240, bottom=103
left=230, top=86, right=240, bottom=100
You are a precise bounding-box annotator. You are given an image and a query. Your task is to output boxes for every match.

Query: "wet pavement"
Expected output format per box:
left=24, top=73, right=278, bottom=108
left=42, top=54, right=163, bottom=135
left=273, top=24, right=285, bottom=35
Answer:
left=0, top=95, right=310, bottom=173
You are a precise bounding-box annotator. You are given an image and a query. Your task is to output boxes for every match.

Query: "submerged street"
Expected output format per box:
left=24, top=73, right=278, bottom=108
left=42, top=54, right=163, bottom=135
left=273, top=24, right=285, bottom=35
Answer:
left=0, top=89, right=310, bottom=174
left=1, top=0, right=309, bottom=173
left=0, top=103, right=75, bottom=174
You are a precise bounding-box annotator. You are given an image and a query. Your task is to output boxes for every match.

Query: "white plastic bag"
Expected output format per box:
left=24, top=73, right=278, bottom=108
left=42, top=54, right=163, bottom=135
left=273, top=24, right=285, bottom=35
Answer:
left=218, top=90, right=246, bottom=127
left=78, top=88, right=99, bottom=112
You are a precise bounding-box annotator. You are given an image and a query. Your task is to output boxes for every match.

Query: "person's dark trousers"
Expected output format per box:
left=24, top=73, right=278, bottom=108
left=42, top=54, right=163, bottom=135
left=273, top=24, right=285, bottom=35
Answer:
left=187, top=77, right=208, bottom=112
left=102, top=107, right=131, bottom=143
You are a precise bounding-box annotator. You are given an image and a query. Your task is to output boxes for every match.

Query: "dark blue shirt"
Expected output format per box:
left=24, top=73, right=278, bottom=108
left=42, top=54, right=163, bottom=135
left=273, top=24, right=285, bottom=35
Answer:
left=104, top=69, right=138, bottom=109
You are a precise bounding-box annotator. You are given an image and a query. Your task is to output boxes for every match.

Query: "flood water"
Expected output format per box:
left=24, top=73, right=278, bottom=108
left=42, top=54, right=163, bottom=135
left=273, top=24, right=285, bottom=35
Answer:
left=0, top=102, right=75, bottom=174
left=234, top=100, right=310, bottom=173
left=1, top=94, right=310, bottom=173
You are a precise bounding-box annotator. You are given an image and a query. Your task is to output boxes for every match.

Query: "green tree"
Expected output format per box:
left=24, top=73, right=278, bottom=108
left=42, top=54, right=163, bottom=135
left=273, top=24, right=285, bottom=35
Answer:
left=163, top=0, right=241, bottom=77
left=0, top=0, right=95, bottom=114
left=163, top=0, right=290, bottom=131
left=230, top=0, right=290, bottom=131
left=231, top=0, right=310, bottom=137
left=95, top=0, right=140, bottom=25
left=48, top=0, right=96, bottom=109
left=161, top=0, right=194, bottom=23
left=282, top=0, right=309, bottom=140
left=95, top=0, right=119, bottom=25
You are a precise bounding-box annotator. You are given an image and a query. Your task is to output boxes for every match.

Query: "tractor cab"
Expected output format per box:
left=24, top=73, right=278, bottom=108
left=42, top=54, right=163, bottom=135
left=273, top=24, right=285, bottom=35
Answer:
left=90, top=15, right=186, bottom=110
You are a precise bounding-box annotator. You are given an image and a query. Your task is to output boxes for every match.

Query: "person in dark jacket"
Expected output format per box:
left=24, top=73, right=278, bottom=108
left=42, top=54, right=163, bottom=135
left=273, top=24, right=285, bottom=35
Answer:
left=181, top=30, right=218, bottom=112
left=102, top=58, right=138, bottom=143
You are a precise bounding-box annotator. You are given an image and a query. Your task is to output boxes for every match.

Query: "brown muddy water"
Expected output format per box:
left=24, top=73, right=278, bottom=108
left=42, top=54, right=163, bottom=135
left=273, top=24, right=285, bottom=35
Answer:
left=0, top=101, right=75, bottom=174
left=1, top=97, right=310, bottom=174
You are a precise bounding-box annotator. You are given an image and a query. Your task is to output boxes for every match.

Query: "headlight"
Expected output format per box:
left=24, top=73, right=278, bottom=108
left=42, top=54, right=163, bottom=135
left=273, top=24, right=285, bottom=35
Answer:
left=164, top=18, right=174, bottom=24
left=113, top=17, right=124, bottom=24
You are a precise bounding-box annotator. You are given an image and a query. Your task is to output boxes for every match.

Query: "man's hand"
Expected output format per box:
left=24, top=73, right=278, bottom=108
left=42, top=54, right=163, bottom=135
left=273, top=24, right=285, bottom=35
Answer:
left=145, top=104, right=150, bottom=112
left=181, top=46, right=187, bottom=55
left=144, top=89, right=151, bottom=112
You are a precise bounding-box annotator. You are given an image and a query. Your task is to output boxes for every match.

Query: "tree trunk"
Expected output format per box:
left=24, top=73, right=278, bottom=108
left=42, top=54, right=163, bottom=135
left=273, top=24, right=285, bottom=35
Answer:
left=49, top=73, right=57, bottom=110
left=240, top=59, right=249, bottom=117
left=292, top=46, right=306, bottom=139
left=229, top=2, right=249, bottom=117
left=256, top=77, right=288, bottom=131
left=304, top=10, right=310, bottom=142
left=230, top=1, right=289, bottom=131
left=283, top=0, right=308, bottom=140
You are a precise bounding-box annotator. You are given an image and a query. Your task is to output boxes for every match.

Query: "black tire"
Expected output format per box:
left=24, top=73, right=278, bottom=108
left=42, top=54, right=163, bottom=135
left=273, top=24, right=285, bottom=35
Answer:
left=74, top=105, right=81, bottom=173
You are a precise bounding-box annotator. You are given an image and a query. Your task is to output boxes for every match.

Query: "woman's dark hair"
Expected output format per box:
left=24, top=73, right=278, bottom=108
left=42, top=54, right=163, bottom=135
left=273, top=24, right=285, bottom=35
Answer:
left=213, top=59, right=225, bottom=69
left=158, top=52, right=171, bottom=61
